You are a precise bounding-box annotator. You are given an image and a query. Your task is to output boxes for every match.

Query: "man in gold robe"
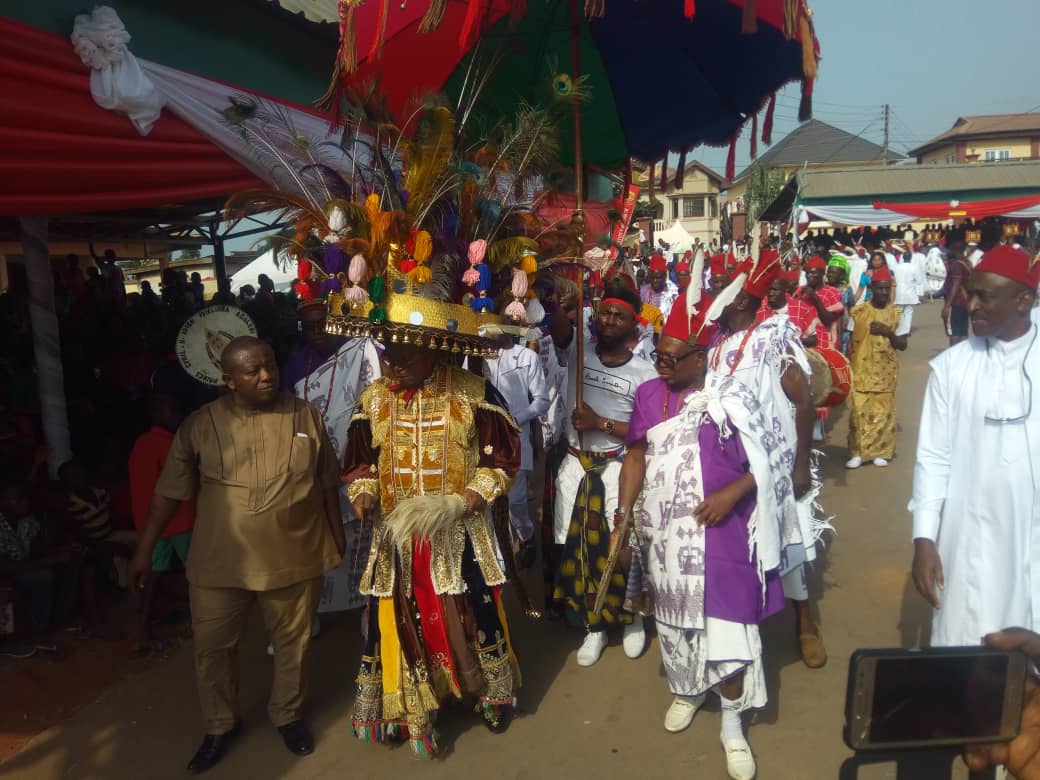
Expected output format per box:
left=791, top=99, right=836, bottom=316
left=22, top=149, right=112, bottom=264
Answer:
left=845, top=266, right=910, bottom=469
left=342, top=339, right=522, bottom=758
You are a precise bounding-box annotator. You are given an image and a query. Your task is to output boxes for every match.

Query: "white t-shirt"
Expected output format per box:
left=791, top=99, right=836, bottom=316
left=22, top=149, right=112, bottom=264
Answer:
left=564, top=339, right=657, bottom=452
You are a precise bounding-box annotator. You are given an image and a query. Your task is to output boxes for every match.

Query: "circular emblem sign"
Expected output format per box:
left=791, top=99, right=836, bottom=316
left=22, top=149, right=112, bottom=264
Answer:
left=175, top=306, right=257, bottom=386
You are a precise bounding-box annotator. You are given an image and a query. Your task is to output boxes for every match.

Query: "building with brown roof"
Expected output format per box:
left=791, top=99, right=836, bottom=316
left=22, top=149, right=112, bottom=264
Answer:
left=634, top=160, right=728, bottom=244
left=909, top=114, right=1040, bottom=165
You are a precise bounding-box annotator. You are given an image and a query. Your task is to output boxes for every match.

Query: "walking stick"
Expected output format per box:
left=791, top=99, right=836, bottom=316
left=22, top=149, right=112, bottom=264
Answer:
left=592, top=506, right=632, bottom=616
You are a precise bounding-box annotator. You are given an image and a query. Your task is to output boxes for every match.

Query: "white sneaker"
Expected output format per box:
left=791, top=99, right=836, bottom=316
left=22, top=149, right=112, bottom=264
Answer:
left=622, top=614, right=646, bottom=658
left=664, top=696, right=703, bottom=732
left=872, top=458, right=889, bottom=467
left=845, top=455, right=862, bottom=469
left=721, top=737, right=757, bottom=780
left=576, top=631, right=608, bottom=667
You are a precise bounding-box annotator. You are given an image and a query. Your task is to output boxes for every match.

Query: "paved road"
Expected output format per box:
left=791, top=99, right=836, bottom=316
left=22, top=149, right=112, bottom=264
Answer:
left=3, top=306, right=961, bottom=780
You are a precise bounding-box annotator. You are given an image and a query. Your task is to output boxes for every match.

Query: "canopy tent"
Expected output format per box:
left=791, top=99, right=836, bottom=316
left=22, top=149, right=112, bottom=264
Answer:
left=0, top=13, right=346, bottom=216
left=653, top=220, right=697, bottom=255
left=229, top=249, right=297, bottom=293
left=0, top=5, right=336, bottom=477
left=761, top=160, right=1040, bottom=225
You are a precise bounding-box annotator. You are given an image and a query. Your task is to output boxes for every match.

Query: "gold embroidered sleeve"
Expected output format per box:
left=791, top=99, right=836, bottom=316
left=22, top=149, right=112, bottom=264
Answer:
left=465, top=467, right=511, bottom=503
left=347, top=478, right=380, bottom=504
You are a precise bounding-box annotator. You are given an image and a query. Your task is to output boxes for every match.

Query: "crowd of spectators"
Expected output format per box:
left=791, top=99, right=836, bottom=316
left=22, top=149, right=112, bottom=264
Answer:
left=0, top=249, right=305, bottom=658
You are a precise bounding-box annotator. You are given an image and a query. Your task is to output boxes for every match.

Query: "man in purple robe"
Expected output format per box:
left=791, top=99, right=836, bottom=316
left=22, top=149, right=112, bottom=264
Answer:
left=617, top=302, right=795, bottom=780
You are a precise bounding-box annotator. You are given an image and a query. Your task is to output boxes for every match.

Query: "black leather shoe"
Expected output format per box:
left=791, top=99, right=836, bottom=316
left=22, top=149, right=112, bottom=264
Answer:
left=186, top=722, right=241, bottom=773
left=277, top=719, right=314, bottom=756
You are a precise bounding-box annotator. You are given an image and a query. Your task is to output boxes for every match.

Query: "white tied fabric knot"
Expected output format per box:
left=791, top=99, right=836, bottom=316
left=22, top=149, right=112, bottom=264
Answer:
left=71, top=6, right=164, bottom=135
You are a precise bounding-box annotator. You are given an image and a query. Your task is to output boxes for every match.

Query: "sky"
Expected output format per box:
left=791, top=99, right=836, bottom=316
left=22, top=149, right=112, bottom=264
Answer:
left=221, top=0, right=1039, bottom=257
left=694, top=0, right=1040, bottom=177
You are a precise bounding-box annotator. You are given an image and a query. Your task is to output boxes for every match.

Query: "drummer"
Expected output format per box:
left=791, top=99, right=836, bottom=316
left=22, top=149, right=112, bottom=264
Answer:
left=795, top=256, right=847, bottom=441
left=845, top=266, right=909, bottom=470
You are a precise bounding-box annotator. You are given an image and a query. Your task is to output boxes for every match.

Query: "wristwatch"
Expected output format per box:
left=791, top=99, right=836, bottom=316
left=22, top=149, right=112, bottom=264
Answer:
left=600, top=418, right=615, bottom=435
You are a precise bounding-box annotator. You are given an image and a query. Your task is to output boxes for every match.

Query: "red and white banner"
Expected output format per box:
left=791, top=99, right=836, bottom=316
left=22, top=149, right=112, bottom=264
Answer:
left=610, top=184, right=641, bottom=258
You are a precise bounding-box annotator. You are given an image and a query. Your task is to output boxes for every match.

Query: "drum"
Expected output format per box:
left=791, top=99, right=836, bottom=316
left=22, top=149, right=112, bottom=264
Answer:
left=806, top=347, right=852, bottom=408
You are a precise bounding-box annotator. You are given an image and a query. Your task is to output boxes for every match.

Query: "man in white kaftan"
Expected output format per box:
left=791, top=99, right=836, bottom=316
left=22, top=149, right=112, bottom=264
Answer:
left=910, top=245, right=1040, bottom=647
left=484, top=334, right=550, bottom=550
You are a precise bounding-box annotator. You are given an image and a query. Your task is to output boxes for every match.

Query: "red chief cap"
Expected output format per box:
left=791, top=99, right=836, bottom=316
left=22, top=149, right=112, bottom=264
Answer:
left=649, top=254, right=668, bottom=272
left=675, top=260, right=690, bottom=273
left=778, top=269, right=800, bottom=285
left=759, top=248, right=780, bottom=266
left=744, top=253, right=781, bottom=299
left=683, top=250, right=693, bottom=259
left=661, top=298, right=718, bottom=346
left=871, top=265, right=894, bottom=284
left=709, top=253, right=728, bottom=275
left=805, top=255, right=827, bottom=270
left=975, top=245, right=1040, bottom=291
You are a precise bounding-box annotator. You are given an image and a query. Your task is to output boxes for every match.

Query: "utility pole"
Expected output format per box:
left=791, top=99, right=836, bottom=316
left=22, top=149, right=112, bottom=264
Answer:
left=882, top=103, right=890, bottom=163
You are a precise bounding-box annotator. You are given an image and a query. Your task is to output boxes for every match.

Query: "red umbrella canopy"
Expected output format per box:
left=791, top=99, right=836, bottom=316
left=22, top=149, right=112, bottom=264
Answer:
left=326, top=0, right=819, bottom=172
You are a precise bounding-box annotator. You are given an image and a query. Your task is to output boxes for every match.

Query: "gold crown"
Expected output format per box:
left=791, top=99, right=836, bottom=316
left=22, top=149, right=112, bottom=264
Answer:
left=326, top=262, right=504, bottom=357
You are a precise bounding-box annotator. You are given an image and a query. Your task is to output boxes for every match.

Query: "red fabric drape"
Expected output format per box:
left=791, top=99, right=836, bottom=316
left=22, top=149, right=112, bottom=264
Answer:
left=872, top=195, right=1040, bottom=221
left=534, top=192, right=614, bottom=251
left=0, top=17, right=262, bottom=216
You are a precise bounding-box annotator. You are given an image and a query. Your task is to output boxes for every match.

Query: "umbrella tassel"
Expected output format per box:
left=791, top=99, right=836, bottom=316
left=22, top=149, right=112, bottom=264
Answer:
left=684, top=0, right=696, bottom=19
left=726, top=135, right=736, bottom=181
left=418, top=0, right=447, bottom=33
left=460, top=0, right=481, bottom=49
left=368, top=0, right=389, bottom=61
left=750, top=113, right=758, bottom=160
left=648, top=162, right=655, bottom=203
left=742, top=0, right=758, bottom=33
left=584, top=0, right=605, bottom=18
left=624, top=158, right=632, bottom=194
left=762, top=93, right=776, bottom=144
left=784, top=0, right=798, bottom=39
left=315, top=0, right=359, bottom=114
left=342, top=3, right=358, bottom=72
left=799, top=7, right=819, bottom=80
left=799, top=77, right=814, bottom=122
left=674, top=149, right=686, bottom=189
left=659, top=157, right=668, bottom=195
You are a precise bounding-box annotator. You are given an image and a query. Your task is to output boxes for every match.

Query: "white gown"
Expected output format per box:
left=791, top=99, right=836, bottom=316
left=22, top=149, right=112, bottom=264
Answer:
left=910, top=325, right=1040, bottom=646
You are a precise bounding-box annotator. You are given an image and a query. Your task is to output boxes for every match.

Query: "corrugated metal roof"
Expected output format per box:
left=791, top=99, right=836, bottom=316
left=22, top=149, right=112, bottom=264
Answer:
left=733, top=119, right=902, bottom=181
left=795, top=160, right=1040, bottom=201
left=909, top=113, right=1040, bottom=157
left=759, top=159, right=1040, bottom=221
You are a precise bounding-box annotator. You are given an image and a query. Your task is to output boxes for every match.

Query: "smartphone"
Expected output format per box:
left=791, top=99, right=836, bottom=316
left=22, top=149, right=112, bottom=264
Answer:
left=844, top=647, right=1028, bottom=751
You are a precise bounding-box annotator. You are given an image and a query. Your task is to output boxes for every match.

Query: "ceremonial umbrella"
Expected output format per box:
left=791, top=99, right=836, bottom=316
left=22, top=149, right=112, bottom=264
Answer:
left=313, top=0, right=819, bottom=178
left=297, top=0, right=819, bottom=439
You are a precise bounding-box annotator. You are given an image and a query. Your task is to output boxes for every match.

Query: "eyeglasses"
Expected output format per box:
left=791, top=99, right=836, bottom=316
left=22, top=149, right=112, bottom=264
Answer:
left=651, top=349, right=697, bottom=368
left=985, top=326, right=1036, bottom=424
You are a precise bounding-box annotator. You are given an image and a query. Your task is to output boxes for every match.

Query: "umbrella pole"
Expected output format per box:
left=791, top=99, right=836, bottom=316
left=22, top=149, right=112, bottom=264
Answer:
left=570, top=0, right=586, bottom=446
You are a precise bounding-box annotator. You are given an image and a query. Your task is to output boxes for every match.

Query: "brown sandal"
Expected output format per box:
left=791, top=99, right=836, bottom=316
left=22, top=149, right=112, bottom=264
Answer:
left=798, top=626, right=827, bottom=669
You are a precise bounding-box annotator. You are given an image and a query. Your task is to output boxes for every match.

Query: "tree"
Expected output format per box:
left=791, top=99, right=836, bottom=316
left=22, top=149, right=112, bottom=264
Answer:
left=743, top=162, right=787, bottom=225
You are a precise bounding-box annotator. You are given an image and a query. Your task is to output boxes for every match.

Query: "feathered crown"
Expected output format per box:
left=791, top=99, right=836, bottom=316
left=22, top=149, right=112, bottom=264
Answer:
left=223, top=86, right=565, bottom=357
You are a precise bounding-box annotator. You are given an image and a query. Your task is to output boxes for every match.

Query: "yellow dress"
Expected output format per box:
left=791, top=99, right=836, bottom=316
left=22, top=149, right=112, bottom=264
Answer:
left=847, top=302, right=903, bottom=460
